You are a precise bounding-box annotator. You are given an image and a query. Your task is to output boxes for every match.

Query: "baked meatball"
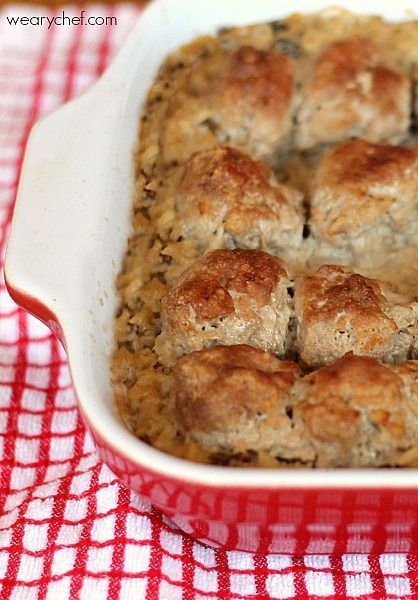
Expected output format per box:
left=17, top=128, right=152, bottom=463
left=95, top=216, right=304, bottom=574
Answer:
left=309, top=139, right=418, bottom=266
left=295, top=37, right=410, bottom=149
left=162, top=45, right=296, bottom=164
left=291, top=354, right=418, bottom=467
left=212, top=45, right=296, bottom=159
left=155, top=249, right=293, bottom=366
left=295, top=265, right=418, bottom=369
left=173, top=146, right=304, bottom=254
left=173, top=345, right=310, bottom=460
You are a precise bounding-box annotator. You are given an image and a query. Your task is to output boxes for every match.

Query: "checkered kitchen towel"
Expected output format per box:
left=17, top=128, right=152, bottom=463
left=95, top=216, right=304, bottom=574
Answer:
left=0, top=4, right=417, bottom=598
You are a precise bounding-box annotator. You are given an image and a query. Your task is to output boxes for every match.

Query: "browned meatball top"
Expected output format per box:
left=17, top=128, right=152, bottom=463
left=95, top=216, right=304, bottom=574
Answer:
left=214, top=45, right=295, bottom=154
left=292, top=354, right=418, bottom=467
left=162, top=45, right=296, bottom=163
left=296, top=37, right=410, bottom=149
left=310, top=140, right=418, bottom=265
left=173, top=344, right=303, bottom=457
left=156, top=249, right=293, bottom=366
left=295, top=265, right=418, bottom=368
left=174, top=145, right=303, bottom=253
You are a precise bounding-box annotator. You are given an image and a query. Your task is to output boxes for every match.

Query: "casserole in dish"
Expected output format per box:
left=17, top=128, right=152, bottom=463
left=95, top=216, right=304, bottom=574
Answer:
left=113, top=8, right=418, bottom=469
left=5, top=0, right=418, bottom=553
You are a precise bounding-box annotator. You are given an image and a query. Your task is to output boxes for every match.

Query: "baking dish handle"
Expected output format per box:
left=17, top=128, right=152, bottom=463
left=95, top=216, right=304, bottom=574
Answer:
left=4, top=86, right=120, bottom=344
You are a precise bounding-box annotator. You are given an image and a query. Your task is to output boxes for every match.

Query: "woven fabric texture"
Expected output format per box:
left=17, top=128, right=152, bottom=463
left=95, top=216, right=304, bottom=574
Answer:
left=0, top=4, right=417, bottom=598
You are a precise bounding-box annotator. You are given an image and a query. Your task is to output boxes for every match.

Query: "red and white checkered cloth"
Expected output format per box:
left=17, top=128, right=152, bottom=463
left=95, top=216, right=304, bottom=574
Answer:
left=0, top=4, right=417, bottom=598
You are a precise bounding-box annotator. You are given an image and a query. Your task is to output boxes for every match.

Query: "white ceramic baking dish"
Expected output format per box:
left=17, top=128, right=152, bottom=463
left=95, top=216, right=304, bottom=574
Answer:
left=5, top=0, right=418, bottom=554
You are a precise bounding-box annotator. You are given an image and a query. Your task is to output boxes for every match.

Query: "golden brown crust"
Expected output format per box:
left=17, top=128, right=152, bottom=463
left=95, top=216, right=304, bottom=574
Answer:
left=309, top=140, right=418, bottom=264
left=318, top=139, right=417, bottom=190
left=156, top=249, right=293, bottom=366
left=162, top=45, right=296, bottom=164
left=171, top=249, right=287, bottom=312
left=174, top=344, right=297, bottom=432
left=295, top=37, right=410, bottom=149
left=214, top=46, right=295, bottom=155
left=173, top=345, right=306, bottom=456
left=221, top=45, right=294, bottom=117
left=175, top=349, right=418, bottom=466
left=295, top=265, right=417, bottom=368
left=310, top=37, right=393, bottom=93
left=174, top=145, right=304, bottom=253
left=291, top=353, right=416, bottom=467
left=300, top=265, right=390, bottom=323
